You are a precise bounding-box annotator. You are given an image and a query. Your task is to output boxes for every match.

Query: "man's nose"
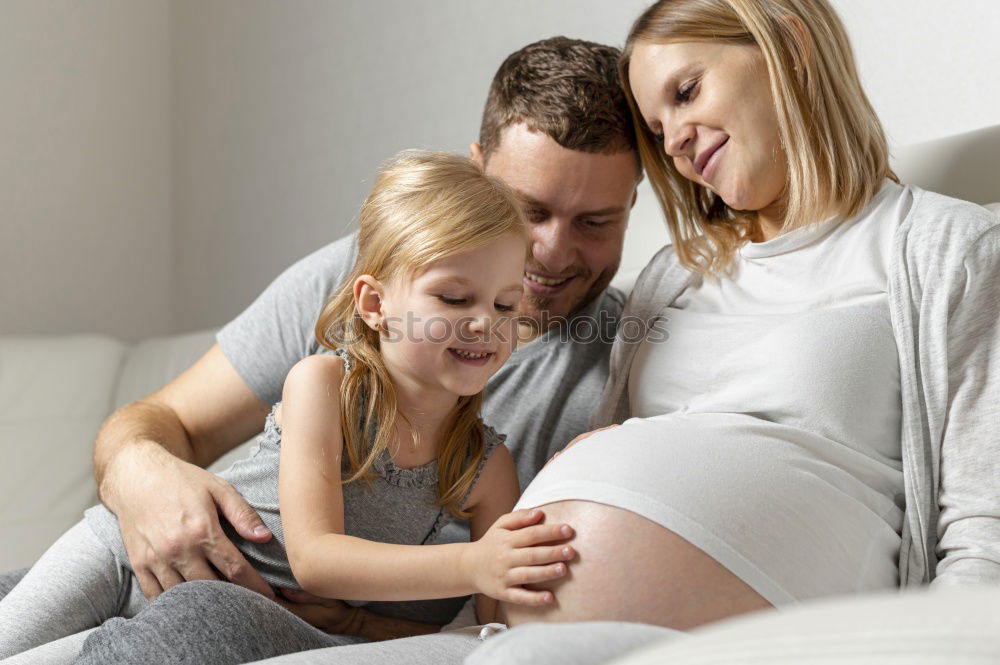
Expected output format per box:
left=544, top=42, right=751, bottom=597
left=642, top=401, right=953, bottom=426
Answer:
left=530, top=220, right=576, bottom=273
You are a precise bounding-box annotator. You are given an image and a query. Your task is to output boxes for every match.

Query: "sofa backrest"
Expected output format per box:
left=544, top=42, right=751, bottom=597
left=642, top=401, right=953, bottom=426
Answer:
left=0, top=335, right=126, bottom=570
left=0, top=329, right=223, bottom=571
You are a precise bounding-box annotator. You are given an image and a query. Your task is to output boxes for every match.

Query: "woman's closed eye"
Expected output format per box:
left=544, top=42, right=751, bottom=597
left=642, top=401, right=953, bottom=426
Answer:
left=675, top=78, right=698, bottom=104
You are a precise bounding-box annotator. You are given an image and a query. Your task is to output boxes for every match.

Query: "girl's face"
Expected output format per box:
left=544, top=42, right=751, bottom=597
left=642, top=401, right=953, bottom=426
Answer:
left=628, top=40, right=788, bottom=224
left=377, top=230, right=527, bottom=399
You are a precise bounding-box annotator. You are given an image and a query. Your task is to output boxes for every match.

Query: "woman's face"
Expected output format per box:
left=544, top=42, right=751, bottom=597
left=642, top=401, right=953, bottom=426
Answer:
left=628, top=40, right=788, bottom=222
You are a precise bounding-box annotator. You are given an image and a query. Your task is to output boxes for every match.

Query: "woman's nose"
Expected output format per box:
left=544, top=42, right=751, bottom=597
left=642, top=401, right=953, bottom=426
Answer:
left=664, top=123, right=695, bottom=157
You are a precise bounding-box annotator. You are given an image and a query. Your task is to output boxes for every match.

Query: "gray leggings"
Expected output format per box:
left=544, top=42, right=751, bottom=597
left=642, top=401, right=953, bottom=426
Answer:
left=0, top=520, right=148, bottom=661
left=75, top=580, right=673, bottom=665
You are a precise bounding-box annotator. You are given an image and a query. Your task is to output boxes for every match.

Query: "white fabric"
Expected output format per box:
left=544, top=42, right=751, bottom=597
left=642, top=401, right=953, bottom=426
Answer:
left=517, top=413, right=901, bottom=605
left=629, top=181, right=907, bottom=465
left=608, top=587, right=1000, bottom=665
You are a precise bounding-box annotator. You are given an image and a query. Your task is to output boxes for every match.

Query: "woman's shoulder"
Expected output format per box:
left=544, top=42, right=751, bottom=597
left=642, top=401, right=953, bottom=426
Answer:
left=625, top=244, right=691, bottom=310
left=889, top=186, right=1000, bottom=298
left=897, top=185, right=1000, bottom=254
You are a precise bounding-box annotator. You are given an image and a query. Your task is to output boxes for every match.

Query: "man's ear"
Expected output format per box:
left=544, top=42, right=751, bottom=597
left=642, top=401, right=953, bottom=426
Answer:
left=469, top=142, right=485, bottom=169
left=354, top=275, right=384, bottom=331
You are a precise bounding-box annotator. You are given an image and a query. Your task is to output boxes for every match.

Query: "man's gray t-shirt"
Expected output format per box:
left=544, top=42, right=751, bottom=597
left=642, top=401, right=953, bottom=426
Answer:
left=217, top=232, right=624, bottom=499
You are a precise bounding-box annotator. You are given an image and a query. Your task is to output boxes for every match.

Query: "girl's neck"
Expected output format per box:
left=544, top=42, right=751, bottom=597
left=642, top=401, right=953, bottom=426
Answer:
left=390, top=380, right=459, bottom=458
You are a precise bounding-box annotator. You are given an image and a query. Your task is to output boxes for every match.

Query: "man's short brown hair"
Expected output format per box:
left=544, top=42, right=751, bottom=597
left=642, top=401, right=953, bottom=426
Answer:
left=479, top=36, right=637, bottom=159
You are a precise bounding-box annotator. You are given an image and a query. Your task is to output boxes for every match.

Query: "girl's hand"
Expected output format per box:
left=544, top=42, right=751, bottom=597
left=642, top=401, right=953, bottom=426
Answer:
left=462, top=508, right=575, bottom=606
left=546, top=424, right=619, bottom=466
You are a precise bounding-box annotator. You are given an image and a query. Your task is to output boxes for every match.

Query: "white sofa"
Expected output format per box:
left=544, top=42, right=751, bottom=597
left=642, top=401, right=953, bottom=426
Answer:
left=2, top=124, right=998, bottom=586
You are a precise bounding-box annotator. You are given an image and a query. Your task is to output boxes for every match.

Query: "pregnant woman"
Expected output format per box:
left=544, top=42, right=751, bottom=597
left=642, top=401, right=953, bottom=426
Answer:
left=503, top=0, right=1000, bottom=631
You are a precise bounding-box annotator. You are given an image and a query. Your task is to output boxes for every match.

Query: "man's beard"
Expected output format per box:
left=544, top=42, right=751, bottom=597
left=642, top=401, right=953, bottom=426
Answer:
left=521, top=261, right=618, bottom=331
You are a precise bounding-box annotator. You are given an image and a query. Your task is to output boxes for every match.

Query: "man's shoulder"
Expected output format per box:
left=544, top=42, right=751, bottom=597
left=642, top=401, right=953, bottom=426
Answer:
left=596, top=285, right=627, bottom=315
left=287, top=232, right=360, bottom=278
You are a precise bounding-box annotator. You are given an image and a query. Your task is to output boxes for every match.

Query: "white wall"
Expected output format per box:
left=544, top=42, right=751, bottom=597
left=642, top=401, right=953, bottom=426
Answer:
left=4, top=1, right=999, bottom=338
left=0, top=0, right=172, bottom=340
left=169, top=0, right=652, bottom=332
left=170, top=0, right=1000, bottom=333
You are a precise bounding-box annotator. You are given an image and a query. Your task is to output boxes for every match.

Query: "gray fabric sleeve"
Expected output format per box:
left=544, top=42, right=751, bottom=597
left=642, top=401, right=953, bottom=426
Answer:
left=217, top=233, right=359, bottom=407
left=933, top=223, right=1000, bottom=586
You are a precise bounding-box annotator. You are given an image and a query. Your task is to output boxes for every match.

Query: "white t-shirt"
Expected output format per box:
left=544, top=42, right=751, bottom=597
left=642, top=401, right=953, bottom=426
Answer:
left=630, top=180, right=907, bottom=477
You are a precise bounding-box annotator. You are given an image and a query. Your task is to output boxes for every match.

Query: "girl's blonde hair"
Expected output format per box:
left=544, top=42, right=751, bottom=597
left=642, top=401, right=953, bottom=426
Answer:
left=620, top=0, right=897, bottom=276
left=314, top=150, right=526, bottom=519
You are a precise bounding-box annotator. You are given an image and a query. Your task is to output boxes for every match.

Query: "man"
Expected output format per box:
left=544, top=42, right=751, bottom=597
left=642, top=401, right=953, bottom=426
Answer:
left=0, top=36, right=641, bottom=663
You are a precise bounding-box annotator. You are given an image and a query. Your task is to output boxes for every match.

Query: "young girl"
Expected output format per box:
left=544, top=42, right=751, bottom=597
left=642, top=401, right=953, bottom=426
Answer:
left=0, top=150, right=576, bottom=659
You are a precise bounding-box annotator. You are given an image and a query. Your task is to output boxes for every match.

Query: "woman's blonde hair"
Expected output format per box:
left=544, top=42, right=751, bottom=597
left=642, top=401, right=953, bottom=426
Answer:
left=314, top=150, right=527, bottom=519
left=620, top=0, right=897, bottom=275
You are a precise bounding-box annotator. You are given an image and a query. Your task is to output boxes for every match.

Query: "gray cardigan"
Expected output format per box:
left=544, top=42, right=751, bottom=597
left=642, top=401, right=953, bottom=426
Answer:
left=593, top=186, right=1000, bottom=587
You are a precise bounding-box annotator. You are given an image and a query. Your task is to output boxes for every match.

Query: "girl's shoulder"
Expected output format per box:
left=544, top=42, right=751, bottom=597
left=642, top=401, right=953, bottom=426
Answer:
left=286, top=351, right=349, bottom=384
left=482, top=423, right=507, bottom=454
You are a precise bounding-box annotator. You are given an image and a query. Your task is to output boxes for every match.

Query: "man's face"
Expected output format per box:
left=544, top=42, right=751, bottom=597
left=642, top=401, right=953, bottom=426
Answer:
left=473, top=123, right=639, bottom=328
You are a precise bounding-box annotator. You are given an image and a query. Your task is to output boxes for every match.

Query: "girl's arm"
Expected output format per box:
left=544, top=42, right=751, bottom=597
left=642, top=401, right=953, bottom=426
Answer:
left=278, top=356, right=574, bottom=603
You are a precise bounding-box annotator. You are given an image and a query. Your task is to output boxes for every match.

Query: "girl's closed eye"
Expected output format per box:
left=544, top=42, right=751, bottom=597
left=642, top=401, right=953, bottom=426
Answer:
left=438, top=295, right=467, bottom=306
left=494, top=302, right=517, bottom=313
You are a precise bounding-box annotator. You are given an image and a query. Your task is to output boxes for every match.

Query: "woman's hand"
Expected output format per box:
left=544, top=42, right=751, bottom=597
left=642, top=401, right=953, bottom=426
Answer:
left=546, top=425, right=619, bottom=466
left=461, top=508, right=575, bottom=606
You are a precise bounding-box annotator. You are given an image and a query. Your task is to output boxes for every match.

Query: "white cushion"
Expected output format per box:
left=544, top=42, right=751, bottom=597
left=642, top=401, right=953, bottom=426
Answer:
left=0, top=334, right=125, bottom=571
left=609, top=587, right=1000, bottom=665
left=892, top=124, right=1000, bottom=206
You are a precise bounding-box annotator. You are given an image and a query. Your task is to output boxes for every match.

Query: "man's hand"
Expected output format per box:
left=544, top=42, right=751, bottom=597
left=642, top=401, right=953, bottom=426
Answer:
left=110, top=443, right=275, bottom=601
left=277, top=588, right=444, bottom=640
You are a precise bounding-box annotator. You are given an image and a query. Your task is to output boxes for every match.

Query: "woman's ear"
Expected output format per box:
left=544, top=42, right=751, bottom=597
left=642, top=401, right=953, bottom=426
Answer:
left=354, top=275, right=384, bottom=331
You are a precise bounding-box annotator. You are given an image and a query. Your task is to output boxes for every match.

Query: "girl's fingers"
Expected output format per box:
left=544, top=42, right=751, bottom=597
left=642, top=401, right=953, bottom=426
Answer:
left=514, top=544, right=576, bottom=567
left=502, top=586, right=556, bottom=607
left=507, top=562, right=569, bottom=586
left=492, top=508, right=546, bottom=531
left=511, top=522, right=574, bottom=547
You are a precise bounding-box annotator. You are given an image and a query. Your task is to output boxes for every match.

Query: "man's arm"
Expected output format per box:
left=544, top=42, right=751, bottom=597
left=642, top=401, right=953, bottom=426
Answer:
left=93, top=343, right=275, bottom=600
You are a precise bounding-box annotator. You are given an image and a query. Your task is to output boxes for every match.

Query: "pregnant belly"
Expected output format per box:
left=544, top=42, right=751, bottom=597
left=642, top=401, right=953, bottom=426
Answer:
left=514, top=413, right=901, bottom=608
